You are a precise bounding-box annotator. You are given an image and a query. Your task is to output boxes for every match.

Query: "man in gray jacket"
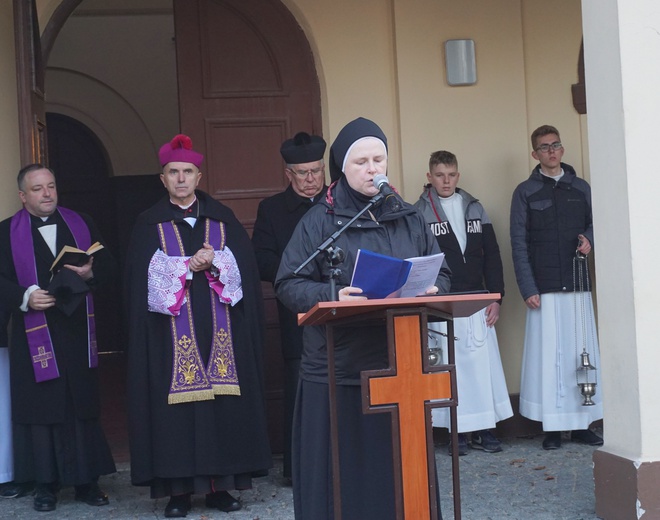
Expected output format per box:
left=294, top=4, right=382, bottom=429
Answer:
left=415, top=150, right=512, bottom=456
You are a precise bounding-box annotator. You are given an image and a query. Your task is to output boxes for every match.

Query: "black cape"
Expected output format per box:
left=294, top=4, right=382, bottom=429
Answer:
left=124, top=191, right=272, bottom=486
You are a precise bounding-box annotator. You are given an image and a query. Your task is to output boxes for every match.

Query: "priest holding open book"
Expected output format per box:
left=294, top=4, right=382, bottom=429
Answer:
left=275, top=117, right=451, bottom=520
left=0, top=164, right=116, bottom=512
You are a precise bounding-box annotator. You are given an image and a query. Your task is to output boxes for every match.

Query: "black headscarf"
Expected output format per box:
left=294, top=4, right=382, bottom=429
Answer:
left=329, top=117, right=388, bottom=182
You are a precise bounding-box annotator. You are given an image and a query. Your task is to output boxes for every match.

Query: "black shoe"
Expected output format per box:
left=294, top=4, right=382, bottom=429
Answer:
left=571, top=429, right=604, bottom=446
left=205, top=490, right=242, bottom=512
left=0, top=481, right=35, bottom=499
left=447, top=433, right=469, bottom=456
left=75, top=482, right=109, bottom=506
left=164, top=494, right=192, bottom=518
left=471, top=430, right=503, bottom=453
left=33, top=483, right=57, bottom=512
left=542, top=431, right=562, bottom=450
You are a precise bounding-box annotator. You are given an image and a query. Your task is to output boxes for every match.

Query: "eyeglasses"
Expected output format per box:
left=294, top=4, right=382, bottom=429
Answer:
left=535, top=142, right=563, bottom=153
left=288, top=166, right=324, bottom=178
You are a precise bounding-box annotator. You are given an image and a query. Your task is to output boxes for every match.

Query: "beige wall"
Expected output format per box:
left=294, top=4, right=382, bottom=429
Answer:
left=282, top=0, right=402, bottom=176
left=522, top=0, right=586, bottom=176
left=391, top=0, right=532, bottom=388
left=36, top=0, right=60, bottom=31
left=0, top=2, right=22, bottom=219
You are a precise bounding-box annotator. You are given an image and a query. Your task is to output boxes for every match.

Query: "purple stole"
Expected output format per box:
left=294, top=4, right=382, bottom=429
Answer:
left=157, top=219, right=240, bottom=404
left=10, top=208, right=98, bottom=383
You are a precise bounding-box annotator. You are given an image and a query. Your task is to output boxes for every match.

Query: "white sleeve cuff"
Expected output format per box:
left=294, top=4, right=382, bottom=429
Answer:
left=20, top=285, right=41, bottom=312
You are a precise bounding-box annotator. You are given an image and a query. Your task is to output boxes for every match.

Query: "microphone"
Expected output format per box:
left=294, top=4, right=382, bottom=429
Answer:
left=372, top=174, right=401, bottom=211
left=373, top=174, right=395, bottom=197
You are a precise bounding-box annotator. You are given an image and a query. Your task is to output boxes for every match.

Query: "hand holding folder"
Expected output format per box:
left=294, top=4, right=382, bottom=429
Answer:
left=350, top=249, right=445, bottom=299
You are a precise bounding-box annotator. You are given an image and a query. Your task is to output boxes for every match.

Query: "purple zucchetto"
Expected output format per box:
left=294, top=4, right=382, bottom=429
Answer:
left=159, top=134, right=204, bottom=169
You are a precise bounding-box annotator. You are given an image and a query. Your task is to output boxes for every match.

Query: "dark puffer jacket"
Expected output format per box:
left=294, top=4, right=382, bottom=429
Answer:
left=510, top=162, right=593, bottom=300
left=275, top=178, right=451, bottom=385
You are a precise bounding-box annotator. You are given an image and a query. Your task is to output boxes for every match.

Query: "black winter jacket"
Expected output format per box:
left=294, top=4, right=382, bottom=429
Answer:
left=510, top=163, right=593, bottom=300
left=252, top=184, right=325, bottom=359
left=275, top=178, right=451, bottom=384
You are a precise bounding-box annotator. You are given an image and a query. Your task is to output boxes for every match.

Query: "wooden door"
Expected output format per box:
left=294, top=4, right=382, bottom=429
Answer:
left=14, top=0, right=47, bottom=165
left=173, top=0, right=322, bottom=220
left=173, top=0, right=322, bottom=453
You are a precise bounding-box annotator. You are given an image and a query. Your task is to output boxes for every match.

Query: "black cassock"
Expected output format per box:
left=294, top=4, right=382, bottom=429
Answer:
left=251, top=183, right=325, bottom=479
left=0, top=210, right=116, bottom=486
left=125, top=191, right=271, bottom=497
left=252, top=184, right=325, bottom=359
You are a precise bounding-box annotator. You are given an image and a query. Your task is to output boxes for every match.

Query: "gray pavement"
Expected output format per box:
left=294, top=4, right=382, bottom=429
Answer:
left=0, top=433, right=602, bottom=520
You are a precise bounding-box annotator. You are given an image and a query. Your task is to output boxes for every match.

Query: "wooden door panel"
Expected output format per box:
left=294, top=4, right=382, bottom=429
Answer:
left=204, top=117, right=288, bottom=225
left=199, top=0, right=282, bottom=96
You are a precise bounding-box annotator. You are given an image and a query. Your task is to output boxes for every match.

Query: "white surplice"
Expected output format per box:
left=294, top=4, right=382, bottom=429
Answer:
left=0, top=347, right=13, bottom=483
left=431, top=309, right=513, bottom=432
left=519, top=292, right=603, bottom=431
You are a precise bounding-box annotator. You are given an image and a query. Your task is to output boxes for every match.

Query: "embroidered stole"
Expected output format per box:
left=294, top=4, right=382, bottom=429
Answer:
left=157, top=219, right=240, bottom=404
left=10, top=208, right=98, bottom=383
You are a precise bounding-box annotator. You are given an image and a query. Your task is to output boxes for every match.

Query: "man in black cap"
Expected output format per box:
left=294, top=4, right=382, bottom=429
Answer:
left=252, top=131, right=326, bottom=484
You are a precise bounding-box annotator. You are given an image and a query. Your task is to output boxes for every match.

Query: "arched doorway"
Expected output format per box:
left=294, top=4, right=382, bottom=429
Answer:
left=38, top=0, right=323, bottom=457
left=47, top=112, right=113, bottom=247
left=46, top=112, right=120, bottom=352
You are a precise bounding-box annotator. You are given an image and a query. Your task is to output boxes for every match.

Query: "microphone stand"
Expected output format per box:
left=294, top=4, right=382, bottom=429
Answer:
left=294, top=192, right=385, bottom=301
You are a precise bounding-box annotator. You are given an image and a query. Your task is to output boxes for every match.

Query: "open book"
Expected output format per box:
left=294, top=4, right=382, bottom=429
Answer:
left=350, top=249, right=445, bottom=299
left=50, top=242, right=104, bottom=272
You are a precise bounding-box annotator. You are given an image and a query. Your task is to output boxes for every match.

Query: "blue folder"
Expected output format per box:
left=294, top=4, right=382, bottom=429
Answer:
left=350, top=249, right=413, bottom=299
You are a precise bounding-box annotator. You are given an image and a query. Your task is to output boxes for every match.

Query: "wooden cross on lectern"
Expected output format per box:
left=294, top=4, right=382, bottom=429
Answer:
left=300, top=294, right=498, bottom=520
left=364, top=312, right=453, bottom=519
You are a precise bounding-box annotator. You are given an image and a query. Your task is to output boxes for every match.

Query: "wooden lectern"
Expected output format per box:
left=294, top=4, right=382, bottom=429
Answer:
left=299, top=294, right=499, bottom=520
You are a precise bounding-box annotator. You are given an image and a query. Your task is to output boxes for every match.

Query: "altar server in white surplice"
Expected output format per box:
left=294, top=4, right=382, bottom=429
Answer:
left=510, top=125, right=603, bottom=450
left=414, top=150, right=512, bottom=456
